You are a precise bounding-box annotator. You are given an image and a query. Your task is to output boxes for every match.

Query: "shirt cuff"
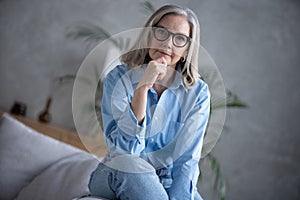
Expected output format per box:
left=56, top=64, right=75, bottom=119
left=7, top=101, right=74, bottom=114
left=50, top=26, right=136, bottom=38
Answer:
left=117, top=104, right=146, bottom=142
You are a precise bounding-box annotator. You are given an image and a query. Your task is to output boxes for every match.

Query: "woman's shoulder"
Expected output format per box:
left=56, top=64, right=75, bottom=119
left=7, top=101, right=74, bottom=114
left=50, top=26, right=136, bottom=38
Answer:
left=103, top=64, right=130, bottom=83
left=187, top=77, right=210, bottom=101
left=106, top=64, right=129, bottom=77
left=102, top=64, right=129, bottom=87
left=105, top=63, right=145, bottom=85
left=192, top=77, right=209, bottom=93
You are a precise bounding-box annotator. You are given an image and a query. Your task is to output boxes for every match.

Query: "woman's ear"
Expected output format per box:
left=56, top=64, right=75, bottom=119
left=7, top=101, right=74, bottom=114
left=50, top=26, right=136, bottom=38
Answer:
left=180, top=54, right=187, bottom=63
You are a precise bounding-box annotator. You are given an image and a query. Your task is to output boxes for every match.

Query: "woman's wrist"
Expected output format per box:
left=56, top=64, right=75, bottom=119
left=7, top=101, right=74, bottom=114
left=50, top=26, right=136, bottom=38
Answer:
left=137, top=82, right=152, bottom=92
left=130, top=85, right=148, bottom=124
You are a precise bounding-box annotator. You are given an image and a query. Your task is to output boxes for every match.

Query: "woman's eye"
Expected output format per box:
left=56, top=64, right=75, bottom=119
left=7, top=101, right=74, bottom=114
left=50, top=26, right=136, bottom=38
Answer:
left=158, top=29, right=167, bottom=36
left=175, top=35, right=186, bottom=42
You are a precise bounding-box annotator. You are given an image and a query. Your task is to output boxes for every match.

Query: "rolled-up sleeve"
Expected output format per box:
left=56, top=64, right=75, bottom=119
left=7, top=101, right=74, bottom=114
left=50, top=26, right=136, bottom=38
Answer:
left=101, top=65, right=146, bottom=155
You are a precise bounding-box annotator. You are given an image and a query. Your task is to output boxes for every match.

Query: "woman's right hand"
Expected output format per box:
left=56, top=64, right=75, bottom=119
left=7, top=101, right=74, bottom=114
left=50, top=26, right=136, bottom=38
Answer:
left=137, top=57, right=167, bottom=90
left=130, top=57, right=167, bottom=124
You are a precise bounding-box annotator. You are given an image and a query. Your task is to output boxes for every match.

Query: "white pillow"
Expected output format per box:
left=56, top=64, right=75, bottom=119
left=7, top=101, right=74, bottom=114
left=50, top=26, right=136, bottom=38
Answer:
left=16, top=152, right=100, bottom=200
left=0, top=113, right=85, bottom=200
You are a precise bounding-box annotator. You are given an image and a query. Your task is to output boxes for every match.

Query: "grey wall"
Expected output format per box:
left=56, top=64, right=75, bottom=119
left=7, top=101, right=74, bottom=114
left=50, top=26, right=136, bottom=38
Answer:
left=1, top=0, right=299, bottom=199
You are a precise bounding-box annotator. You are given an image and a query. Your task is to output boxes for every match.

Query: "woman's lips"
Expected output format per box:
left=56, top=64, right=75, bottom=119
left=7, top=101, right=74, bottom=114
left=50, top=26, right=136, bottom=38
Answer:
left=158, top=50, right=171, bottom=57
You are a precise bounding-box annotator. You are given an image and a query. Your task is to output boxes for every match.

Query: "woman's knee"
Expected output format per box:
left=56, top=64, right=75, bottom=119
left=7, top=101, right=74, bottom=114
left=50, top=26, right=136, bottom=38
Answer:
left=113, top=171, right=168, bottom=200
left=88, top=163, right=117, bottom=199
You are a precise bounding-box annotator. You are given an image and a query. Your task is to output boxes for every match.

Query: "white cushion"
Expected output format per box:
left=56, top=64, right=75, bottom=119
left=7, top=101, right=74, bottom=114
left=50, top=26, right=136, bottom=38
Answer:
left=15, top=152, right=99, bottom=200
left=0, top=113, right=97, bottom=200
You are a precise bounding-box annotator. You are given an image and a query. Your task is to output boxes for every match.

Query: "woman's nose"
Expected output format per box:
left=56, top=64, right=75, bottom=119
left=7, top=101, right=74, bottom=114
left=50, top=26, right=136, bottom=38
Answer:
left=162, top=36, right=173, bottom=48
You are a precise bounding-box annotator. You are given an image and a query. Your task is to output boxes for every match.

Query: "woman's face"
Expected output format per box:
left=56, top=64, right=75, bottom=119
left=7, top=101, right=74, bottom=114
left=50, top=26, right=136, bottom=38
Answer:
left=148, top=14, right=190, bottom=68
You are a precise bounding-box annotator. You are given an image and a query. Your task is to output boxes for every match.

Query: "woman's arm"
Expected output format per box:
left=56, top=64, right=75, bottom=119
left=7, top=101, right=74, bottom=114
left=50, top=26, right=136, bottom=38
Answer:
left=102, top=60, right=167, bottom=155
left=130, top=58, right=167, bottom=124
left=167, top=82, right=210, bottom=199
left=101, top=65, right=147, bottom=154
left=130, top=86, right=148, bottom=125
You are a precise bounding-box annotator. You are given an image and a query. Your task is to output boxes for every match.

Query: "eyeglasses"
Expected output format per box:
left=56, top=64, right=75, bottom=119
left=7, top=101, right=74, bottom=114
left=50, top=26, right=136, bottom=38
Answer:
left=152, top=26, right=191, bottom=48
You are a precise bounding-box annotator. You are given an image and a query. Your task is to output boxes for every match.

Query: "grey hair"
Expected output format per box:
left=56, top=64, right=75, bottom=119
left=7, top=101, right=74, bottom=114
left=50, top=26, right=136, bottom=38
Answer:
left=121, top=4, right=201, bottom=88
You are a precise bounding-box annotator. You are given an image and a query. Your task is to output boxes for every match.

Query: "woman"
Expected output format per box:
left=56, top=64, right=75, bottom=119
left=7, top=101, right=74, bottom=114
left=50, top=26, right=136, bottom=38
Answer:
left=88, top=4, right=210, bottom=200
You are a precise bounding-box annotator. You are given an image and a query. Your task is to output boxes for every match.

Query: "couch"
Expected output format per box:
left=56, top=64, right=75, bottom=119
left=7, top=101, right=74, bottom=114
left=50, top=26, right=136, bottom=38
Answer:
left=0, top=113, right=107, bottom=200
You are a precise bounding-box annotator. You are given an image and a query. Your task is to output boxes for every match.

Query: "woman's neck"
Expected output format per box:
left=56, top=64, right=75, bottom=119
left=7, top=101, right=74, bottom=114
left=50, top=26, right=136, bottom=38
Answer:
left=153, top=84, right=167, bottom=98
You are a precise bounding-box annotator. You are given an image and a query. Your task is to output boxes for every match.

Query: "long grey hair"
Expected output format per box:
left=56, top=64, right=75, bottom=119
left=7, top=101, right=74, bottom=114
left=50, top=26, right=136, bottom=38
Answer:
left=121, top=4, right=201, bottom=88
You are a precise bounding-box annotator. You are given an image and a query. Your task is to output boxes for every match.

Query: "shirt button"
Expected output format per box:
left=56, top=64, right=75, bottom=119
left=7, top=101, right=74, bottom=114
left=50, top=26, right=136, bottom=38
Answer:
left=150, top=138, right=154, bottom=142
left=154, top=116, right=158, bottom=120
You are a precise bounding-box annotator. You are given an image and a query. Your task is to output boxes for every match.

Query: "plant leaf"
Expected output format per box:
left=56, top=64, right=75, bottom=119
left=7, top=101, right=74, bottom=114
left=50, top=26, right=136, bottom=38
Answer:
left=140, top=1, right=156, bottom=14
left=200, top=153, right=227, bottom=200
left=226, top=89, right=248, bottom=108
left=65, top=22, right=123, bottom=49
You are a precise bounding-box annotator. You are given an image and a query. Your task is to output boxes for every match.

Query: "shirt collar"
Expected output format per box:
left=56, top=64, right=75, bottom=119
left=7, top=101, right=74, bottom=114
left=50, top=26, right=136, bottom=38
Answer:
left=169, top=64, right=188, bottom=92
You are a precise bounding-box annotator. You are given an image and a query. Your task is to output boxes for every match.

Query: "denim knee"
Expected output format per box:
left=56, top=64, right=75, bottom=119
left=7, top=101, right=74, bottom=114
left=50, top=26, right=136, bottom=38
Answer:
left=111, top=170, right=169, bottom=200
left=88, top=163, right=117, bottom=200
left=89, top=162, right=169, bottom=200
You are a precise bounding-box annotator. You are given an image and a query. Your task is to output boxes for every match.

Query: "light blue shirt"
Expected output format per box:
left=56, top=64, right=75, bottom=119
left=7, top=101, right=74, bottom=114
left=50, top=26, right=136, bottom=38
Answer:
left=101, top=64, right=210, bottom=198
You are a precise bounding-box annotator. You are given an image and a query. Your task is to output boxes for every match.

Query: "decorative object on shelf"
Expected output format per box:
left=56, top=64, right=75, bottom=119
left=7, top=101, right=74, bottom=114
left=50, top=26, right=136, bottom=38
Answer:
left=10, top=101, right=27, bottom=116
left=38, top=96, right=52, bottom=123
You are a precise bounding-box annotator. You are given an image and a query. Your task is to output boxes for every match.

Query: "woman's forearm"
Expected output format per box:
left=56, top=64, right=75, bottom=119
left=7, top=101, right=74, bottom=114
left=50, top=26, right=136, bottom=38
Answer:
left=130, top=58, right=167, bottom=125
left=130, top=85, right=149, bottom=125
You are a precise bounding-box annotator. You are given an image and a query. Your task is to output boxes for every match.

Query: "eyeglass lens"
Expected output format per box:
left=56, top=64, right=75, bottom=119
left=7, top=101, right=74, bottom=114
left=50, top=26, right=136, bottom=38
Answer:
left=153, top=27, right=189, bottom=47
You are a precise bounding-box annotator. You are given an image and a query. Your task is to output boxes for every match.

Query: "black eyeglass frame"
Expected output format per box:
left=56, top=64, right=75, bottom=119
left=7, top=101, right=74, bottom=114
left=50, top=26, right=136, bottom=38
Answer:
left=152, top=26, right=191, bottom=48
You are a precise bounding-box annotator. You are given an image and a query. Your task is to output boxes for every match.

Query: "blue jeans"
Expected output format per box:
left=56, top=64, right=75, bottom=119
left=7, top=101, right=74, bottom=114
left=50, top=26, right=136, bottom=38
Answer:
left=88, top=162, right=169, bottom=200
